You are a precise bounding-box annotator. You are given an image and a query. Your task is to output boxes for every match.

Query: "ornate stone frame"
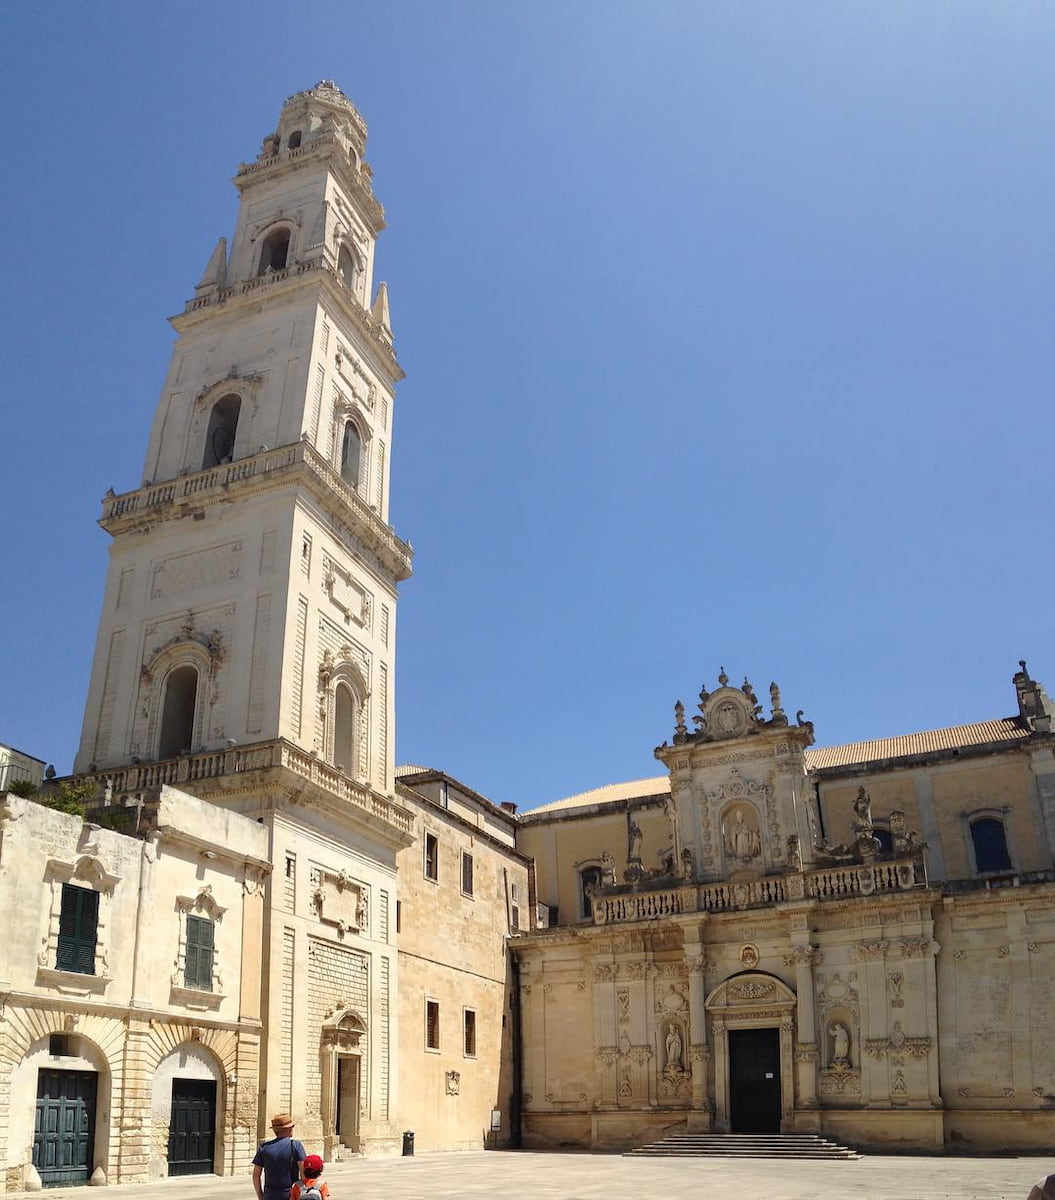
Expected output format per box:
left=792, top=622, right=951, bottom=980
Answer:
left=140, top=639, right=219, bottom=760
left=330, top=381, right=374, bottom=502
left=170, top=885, right=226, bottom=1010
left=705, top=972, right=797, bottom=1132
left=961, top=806, right=1016, bottom=876
left=319, top=1005, right=366, bottom=1156
left=318, top=648, right=370, bottom=778
left=37, top=853, right=121, bottom=994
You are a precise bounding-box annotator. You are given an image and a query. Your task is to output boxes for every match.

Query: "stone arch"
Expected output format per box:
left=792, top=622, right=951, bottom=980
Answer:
left=318, top=651, right=369, bottom=778
left=3, top=1016, right=123, bottom=1184
left=149, top=1037, right=229, bottom=1180
left=139, top=635, right=222, bottom=761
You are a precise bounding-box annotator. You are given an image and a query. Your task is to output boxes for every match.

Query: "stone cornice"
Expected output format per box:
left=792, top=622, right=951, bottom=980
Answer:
left=0, top=988, right=262, bottom=1033
left=234, top=134, right=385, bottom=232
left=99, top=441, right=413, bottom=584
left=174, top=258, right=403, bottom=386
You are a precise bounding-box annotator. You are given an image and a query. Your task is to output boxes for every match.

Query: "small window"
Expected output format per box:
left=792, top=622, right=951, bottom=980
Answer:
left=972, top=817, right=1012, bottom=874
left=396, top=899, right=402, bottom=933
left=258, top=227, right=290, bottom=274
left=580, top=865, right=603, bottom=919
left=426, top=999, right=440, bottom=1051
left=510, top=882, right=519, bottom=902
left=49, top=1033, right=74, bottom=1057
left=510, top=905, right=520, bottom=932
left=461, top=852, right=474, bottom=897
left=56, top=883, right=99, bottom=974
left=184, top=915, right=215, bottom=991
left=424, top=833, right=439, bottom=881
left=340, top=420, right=362, bottom=489
left=285, top=855, right=296, bottom=879
left=338, top=244, right=359, bottom=292
left=158, top=664, right=199, bottom=759
left=202, top=393, right=241, bottom=468
left=463, top=1009, right=477, bottom=1057
left=872, top=825, right=894, bottom=855
left=287, top=130, right=302, bottom=149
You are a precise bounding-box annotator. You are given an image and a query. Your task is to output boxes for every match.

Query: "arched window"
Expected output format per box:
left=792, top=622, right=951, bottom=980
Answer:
left=340, top=420, right=362, bottom=489
left=337, top=245, right=359, bottom=292
left=971, top=817, right=1012, bottom=874
left=258, top=227, right=290, bottom=275
left=872, top=824, right=894, bottom=855
left=287, top=130, right=302, bottom=149
left=580, top=865, right=603, bottom=919
left=202, top=393, right=241, bottom=468
left=158, top=665, right=198, bottom=759
left=334, top=683, right=356, bottom=774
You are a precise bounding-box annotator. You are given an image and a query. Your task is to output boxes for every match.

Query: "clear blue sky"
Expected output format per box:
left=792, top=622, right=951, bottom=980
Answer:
left=2, top=2, right=1052, bottom=810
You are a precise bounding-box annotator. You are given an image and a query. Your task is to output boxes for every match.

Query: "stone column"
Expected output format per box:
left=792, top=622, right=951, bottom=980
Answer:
left=591, top=960, right=619, bottom=1107
left=787, top=944, right=819, bottom=1112
left=711, top=1017, right=729, bottom=1132
left=685, top=944, right=711, bottom=1129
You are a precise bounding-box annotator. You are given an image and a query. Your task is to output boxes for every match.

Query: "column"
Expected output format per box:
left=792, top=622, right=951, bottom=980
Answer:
left=686, top=942, right=711, bottom=1130
left=788, top=944, right=819, bottom=1110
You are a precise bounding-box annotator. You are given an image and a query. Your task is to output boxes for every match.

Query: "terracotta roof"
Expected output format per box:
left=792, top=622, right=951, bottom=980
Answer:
left=523, top=717, right=1032, bottom=816
left=803, top=717, right=1030, bottom=771
left=524, top=775, right=671, bottom=816
left=395, top=763, right=436, bottom=778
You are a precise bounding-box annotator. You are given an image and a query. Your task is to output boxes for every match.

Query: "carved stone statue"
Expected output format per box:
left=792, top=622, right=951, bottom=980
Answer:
left=852, top=787, right=873, bottom=829
left=830, top=1022, right=850, bottom=1066
left=680, top=847, right=695, bottom=879
left=664, top=1024, right=684, bottom=1072
left=600, top=850, right=616, bottom=887
left=627, top=819, right=643, bottom=863
left=724, top=811, right=761, bottom=860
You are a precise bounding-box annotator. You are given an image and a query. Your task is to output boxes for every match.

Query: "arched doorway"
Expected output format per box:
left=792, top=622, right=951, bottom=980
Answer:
left=705, top=972, right=796, bottom=1133
left=320, top=1008, right=366, bottom=1156
left=152, top=1043, right=223, bottom=1178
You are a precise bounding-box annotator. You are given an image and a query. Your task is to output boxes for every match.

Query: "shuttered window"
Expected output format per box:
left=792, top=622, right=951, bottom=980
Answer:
left=56, top=884, right=99, bottom=974
left=184, top=915, right=215, bottom=991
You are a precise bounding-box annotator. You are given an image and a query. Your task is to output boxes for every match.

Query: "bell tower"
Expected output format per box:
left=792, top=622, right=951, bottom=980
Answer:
left=75, top=81, right=412, bottom=798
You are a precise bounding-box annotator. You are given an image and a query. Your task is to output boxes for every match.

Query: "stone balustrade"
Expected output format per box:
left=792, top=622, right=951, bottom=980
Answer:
left=593, top=856, right=922, bottom=925
left=100, top=440, right=413, bottom=578
left=73, top=738, right=414, bottom=835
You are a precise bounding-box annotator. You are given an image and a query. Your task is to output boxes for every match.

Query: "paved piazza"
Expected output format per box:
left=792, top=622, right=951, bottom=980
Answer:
left=10, top=1152, right=1053, bottom=1200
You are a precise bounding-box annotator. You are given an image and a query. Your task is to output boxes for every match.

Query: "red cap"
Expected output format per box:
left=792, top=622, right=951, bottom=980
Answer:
left=303, top=1155, right=324, bottom=1174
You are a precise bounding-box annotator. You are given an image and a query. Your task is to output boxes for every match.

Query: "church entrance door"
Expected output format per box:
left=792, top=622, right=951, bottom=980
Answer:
left=728, top=1027, right=781, bottom=1133
left=336, top=1055, right=360, bottom=1150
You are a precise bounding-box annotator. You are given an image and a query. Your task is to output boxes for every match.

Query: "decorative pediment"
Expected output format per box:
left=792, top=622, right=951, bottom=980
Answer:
left=176, top=885, right=226, bottom=921
left=662, top=669, right=815, bottom=750
left=193, top=372, right=264, bottom=411
left=705, top=971, right=796, bottom=1012
left=321, top=1004, right=366, bottom=1048
left=47, top=854, right=121, bottom=894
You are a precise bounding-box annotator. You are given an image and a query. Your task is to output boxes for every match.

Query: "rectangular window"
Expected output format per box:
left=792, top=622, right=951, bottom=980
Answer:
left=426, top=999, right=440, bottom=1051
left=424, top=833, right=439, bottom=881
left=463, top=1009, right=477, bottom=1057
left=56, top=883, right=99, bottom=974
left=510, top=904, right=520, bottom=931
left=461, top=852, right=474, bottom=897
left=49, top=1033, right=74, bottom=1057
left=184, top=915, right=215, bottom=991
left=396, top=899, right=402, bottom=933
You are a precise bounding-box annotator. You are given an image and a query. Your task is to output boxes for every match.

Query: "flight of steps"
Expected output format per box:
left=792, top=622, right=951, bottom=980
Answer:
left=625, top=1132, right=861, bottom=1160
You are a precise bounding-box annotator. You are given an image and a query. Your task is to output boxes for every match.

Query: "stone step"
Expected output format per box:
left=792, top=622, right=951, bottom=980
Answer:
left=626, top=1133, right=861, bottom=1160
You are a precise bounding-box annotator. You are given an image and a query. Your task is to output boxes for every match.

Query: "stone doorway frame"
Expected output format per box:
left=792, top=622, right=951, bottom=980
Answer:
left=705, top=972, right=796, bottom=1132
left=319, top=1007, right=366, bottom=1157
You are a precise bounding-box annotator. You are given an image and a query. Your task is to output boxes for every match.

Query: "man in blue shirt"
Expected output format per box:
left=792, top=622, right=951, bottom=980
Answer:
left=252, top=1113, right=305, bottom=1200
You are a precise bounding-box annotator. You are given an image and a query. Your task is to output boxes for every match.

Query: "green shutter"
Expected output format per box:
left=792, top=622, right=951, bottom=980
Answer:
left=185, top=916, right=214, bottom=991
left=56, top=884, right=98, bottom=975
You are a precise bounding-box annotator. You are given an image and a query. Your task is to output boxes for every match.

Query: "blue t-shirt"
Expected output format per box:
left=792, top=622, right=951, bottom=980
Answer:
left=253, top=1136, right=306, bottom=1194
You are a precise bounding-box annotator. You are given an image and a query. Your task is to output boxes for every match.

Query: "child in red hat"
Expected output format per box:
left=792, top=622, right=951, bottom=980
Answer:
left=292, top=1155, right=329, bottom=1200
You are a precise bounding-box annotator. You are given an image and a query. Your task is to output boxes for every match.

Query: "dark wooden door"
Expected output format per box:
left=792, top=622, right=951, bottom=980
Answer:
left=34, top=1069, right=97, bottom=1187
left=729, top=1027, right=781, bottom=1132
left=168, top=1079, right=216, bottom=1176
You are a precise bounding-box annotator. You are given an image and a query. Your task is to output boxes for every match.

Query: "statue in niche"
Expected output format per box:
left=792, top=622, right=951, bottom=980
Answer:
left=724, top=810, right=761, bottom=860
left=829, top=1022, right=851, bottom=1067
left=664, top=1024, right=684, bottom=1072
left=680, top=847, right=695, bottom=879
left=627, top=818, right=643, bottom=863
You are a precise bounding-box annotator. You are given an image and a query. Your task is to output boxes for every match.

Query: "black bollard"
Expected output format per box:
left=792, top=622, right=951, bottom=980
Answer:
left=402, top=1130, right=415, bottom=1156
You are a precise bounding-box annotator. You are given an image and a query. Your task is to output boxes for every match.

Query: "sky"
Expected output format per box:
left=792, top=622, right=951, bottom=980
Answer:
left=1, top=2, right=1052, bottom=810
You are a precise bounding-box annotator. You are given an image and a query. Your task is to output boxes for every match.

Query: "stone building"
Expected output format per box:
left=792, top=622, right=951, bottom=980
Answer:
left=513, top=665, right=1055, bottom=1153
left=0, top=83, right=529, bottom=1192
left=0, top=787, right=268, bottom=1188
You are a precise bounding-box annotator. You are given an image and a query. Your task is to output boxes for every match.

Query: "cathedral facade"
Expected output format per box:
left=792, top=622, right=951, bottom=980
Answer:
left=2, top=82, right=1054, bottom=1191
left=515, top=666, right=1055, bottom=1153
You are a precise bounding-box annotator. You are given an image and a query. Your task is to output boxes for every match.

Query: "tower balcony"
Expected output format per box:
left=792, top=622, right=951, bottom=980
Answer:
left=71, top=737, right=414, bottom=842
left=100, top=440, right=413, bottom=581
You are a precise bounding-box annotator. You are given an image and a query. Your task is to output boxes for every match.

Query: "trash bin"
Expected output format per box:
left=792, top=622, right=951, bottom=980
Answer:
left=402, top=1130, right=415, bottom=1157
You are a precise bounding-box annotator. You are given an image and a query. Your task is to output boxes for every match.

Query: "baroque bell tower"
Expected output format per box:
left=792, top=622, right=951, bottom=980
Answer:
left=76, top=81, right=412, bottom=795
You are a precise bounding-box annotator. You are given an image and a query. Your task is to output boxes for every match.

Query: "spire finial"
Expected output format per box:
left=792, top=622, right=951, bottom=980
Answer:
left=717, top=666, right=728, bottom=687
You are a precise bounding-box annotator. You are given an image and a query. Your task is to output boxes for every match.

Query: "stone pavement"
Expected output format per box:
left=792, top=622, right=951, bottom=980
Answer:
left=9, top=1151, right=1052, bottom=1200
